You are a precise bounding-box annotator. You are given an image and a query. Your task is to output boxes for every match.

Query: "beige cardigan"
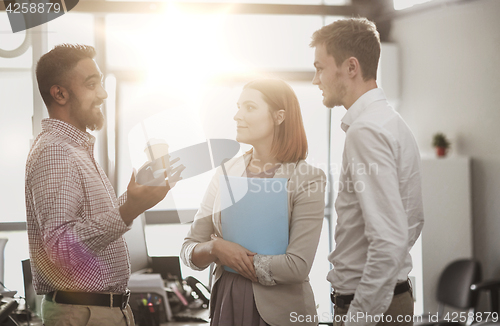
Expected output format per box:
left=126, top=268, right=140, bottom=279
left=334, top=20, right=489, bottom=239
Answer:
left=180, top=153, right=326, bottom=326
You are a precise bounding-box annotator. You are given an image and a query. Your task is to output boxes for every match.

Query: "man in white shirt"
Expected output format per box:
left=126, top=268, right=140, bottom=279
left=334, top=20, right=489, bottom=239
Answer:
left=310, top=18, right=424, bottom=326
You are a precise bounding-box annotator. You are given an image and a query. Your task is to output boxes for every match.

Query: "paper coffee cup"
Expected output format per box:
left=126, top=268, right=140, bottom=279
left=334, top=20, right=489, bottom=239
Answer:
left=144, top=138, right=169, bottom=162
left=144, top=139, right=170, bottom=178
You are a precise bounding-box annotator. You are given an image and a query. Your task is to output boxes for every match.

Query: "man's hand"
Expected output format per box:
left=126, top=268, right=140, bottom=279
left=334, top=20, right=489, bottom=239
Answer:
left=211, top=234, right=258, bottom=282
left=135, top=156, right=183, bottom=187
left=120, top=162, right=185, bottom=225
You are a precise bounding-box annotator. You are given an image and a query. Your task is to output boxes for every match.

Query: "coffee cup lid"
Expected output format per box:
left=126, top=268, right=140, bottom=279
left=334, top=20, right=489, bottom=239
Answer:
left=144, top=138, right=168, bottom=150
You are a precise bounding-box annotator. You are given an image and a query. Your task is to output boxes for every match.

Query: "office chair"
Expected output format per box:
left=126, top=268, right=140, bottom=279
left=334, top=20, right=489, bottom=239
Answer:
left=320, top=259, right=496, bottom=326
left=416, top=259, right=482, bottom=326
left=470, top=279, right=500, bottom=315
left=467, top=278, right=500, bottom=326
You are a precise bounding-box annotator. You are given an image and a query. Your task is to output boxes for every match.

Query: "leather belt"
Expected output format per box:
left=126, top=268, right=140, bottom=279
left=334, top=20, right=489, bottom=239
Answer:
left=45, top=290, right=130, bottom=309
left=331, top=280, right=411, bottom=309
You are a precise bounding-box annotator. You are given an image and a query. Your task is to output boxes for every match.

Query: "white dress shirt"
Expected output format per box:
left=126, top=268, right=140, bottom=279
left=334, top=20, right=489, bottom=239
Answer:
left=328, top=88, right=424, bottom=326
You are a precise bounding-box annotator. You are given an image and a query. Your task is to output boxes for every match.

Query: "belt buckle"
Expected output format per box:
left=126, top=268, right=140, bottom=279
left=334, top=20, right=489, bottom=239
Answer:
left=331, top=291, right=348, bottom=309
left=331, top=291, right=344, bottom=308
left=121, top=290, right=130, bottom=310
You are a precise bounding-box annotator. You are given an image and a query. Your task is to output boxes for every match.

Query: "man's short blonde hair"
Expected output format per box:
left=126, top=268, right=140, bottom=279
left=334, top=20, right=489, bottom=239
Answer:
left=310, top=18, right=381, bottom=81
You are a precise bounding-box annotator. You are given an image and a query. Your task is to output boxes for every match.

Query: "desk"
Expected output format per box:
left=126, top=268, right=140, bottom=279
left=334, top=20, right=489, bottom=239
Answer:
left=162, top=308, right=210, bottom=325
left=15, top=317, right=204, bottom=326
left=12, top=315, right=207, bottom=326
left=161, top=322, right=207, bottom=326
left=10, top=316, right=43, bottom=326
left=14, top=315, right=206, bottom=326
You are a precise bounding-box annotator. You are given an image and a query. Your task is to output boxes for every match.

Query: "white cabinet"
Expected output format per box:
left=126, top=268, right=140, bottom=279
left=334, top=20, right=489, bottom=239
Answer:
left=420, top=156, right=473, bottom=313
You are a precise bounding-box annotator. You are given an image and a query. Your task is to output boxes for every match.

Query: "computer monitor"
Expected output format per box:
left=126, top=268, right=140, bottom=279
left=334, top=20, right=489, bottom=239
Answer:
left=0, top=239, right=7, bottom=285
left=151, top=256, right=183, bottom=281
left=124, top=213, right=152, bottom=274
left=21, top=259, right=42, bottom=316
left=22, top=260, right=36, bottom=311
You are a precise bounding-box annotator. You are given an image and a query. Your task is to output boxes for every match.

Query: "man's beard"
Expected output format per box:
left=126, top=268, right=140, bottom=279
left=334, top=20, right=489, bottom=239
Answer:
left=69, top=93, right=105, bottom=131
left=324, top=93, right=343, bottom=109
left=324, top=73, right=347, bottom=109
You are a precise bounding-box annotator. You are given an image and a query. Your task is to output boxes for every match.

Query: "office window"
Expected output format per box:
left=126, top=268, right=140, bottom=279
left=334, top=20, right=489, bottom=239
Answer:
left=0, top=71, right=33, bottom=222
left=47, top=13, right=94, bottom=49
left=0, top=13, right=32, bottom=68
left=0, top=13, right=34, bottom=304
left=106, top=13, right=322, bottom=72
left=324, top=0, right=350, bottom=4
left=393, top=0, right=433, bottom=10
left=210, top=14, right=321, bottom=71
left=0, top=231, right=30, bottom=298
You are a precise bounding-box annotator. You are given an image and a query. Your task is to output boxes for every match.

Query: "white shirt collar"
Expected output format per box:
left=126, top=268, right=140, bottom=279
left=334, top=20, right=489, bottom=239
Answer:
left=340, top=88, right=387, bottom=132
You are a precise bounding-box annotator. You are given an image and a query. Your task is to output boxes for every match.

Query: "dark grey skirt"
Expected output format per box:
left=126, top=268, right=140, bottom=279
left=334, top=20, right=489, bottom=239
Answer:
left=210, top=271, right=270, bottom=326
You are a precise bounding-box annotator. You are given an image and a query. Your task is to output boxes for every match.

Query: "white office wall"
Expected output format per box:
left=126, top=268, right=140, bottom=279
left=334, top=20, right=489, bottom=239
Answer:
left=390, top=0, right=500, bottom=292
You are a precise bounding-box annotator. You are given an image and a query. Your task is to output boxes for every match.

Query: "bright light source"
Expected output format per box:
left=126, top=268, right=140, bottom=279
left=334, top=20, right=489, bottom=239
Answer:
left=393, top=0, right=433, bottom=10
left=136, top=3, right=246, bottom=99
left=121, top=2, right=246, bottom=165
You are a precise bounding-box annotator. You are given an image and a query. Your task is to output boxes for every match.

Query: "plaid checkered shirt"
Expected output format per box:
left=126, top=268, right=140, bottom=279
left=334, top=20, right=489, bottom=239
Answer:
left=25, top=118, right=131, bottom=294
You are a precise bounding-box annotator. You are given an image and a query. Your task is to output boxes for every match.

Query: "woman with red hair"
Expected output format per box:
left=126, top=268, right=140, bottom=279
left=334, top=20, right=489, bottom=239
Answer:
left=181, top=79, right=326, bottom=326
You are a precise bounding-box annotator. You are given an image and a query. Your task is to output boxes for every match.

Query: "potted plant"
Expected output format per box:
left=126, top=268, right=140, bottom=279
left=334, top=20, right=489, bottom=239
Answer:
left=432, top=132, right=450, bottom=157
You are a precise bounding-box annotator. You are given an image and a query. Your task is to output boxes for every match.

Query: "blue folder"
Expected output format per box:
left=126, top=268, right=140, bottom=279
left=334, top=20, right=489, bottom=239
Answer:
left=220, top=176, right=289, bottom=273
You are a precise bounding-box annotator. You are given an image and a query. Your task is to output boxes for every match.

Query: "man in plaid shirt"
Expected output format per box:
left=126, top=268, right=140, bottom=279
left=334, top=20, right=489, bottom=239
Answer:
left=25, top=44, right=182, bottom=326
